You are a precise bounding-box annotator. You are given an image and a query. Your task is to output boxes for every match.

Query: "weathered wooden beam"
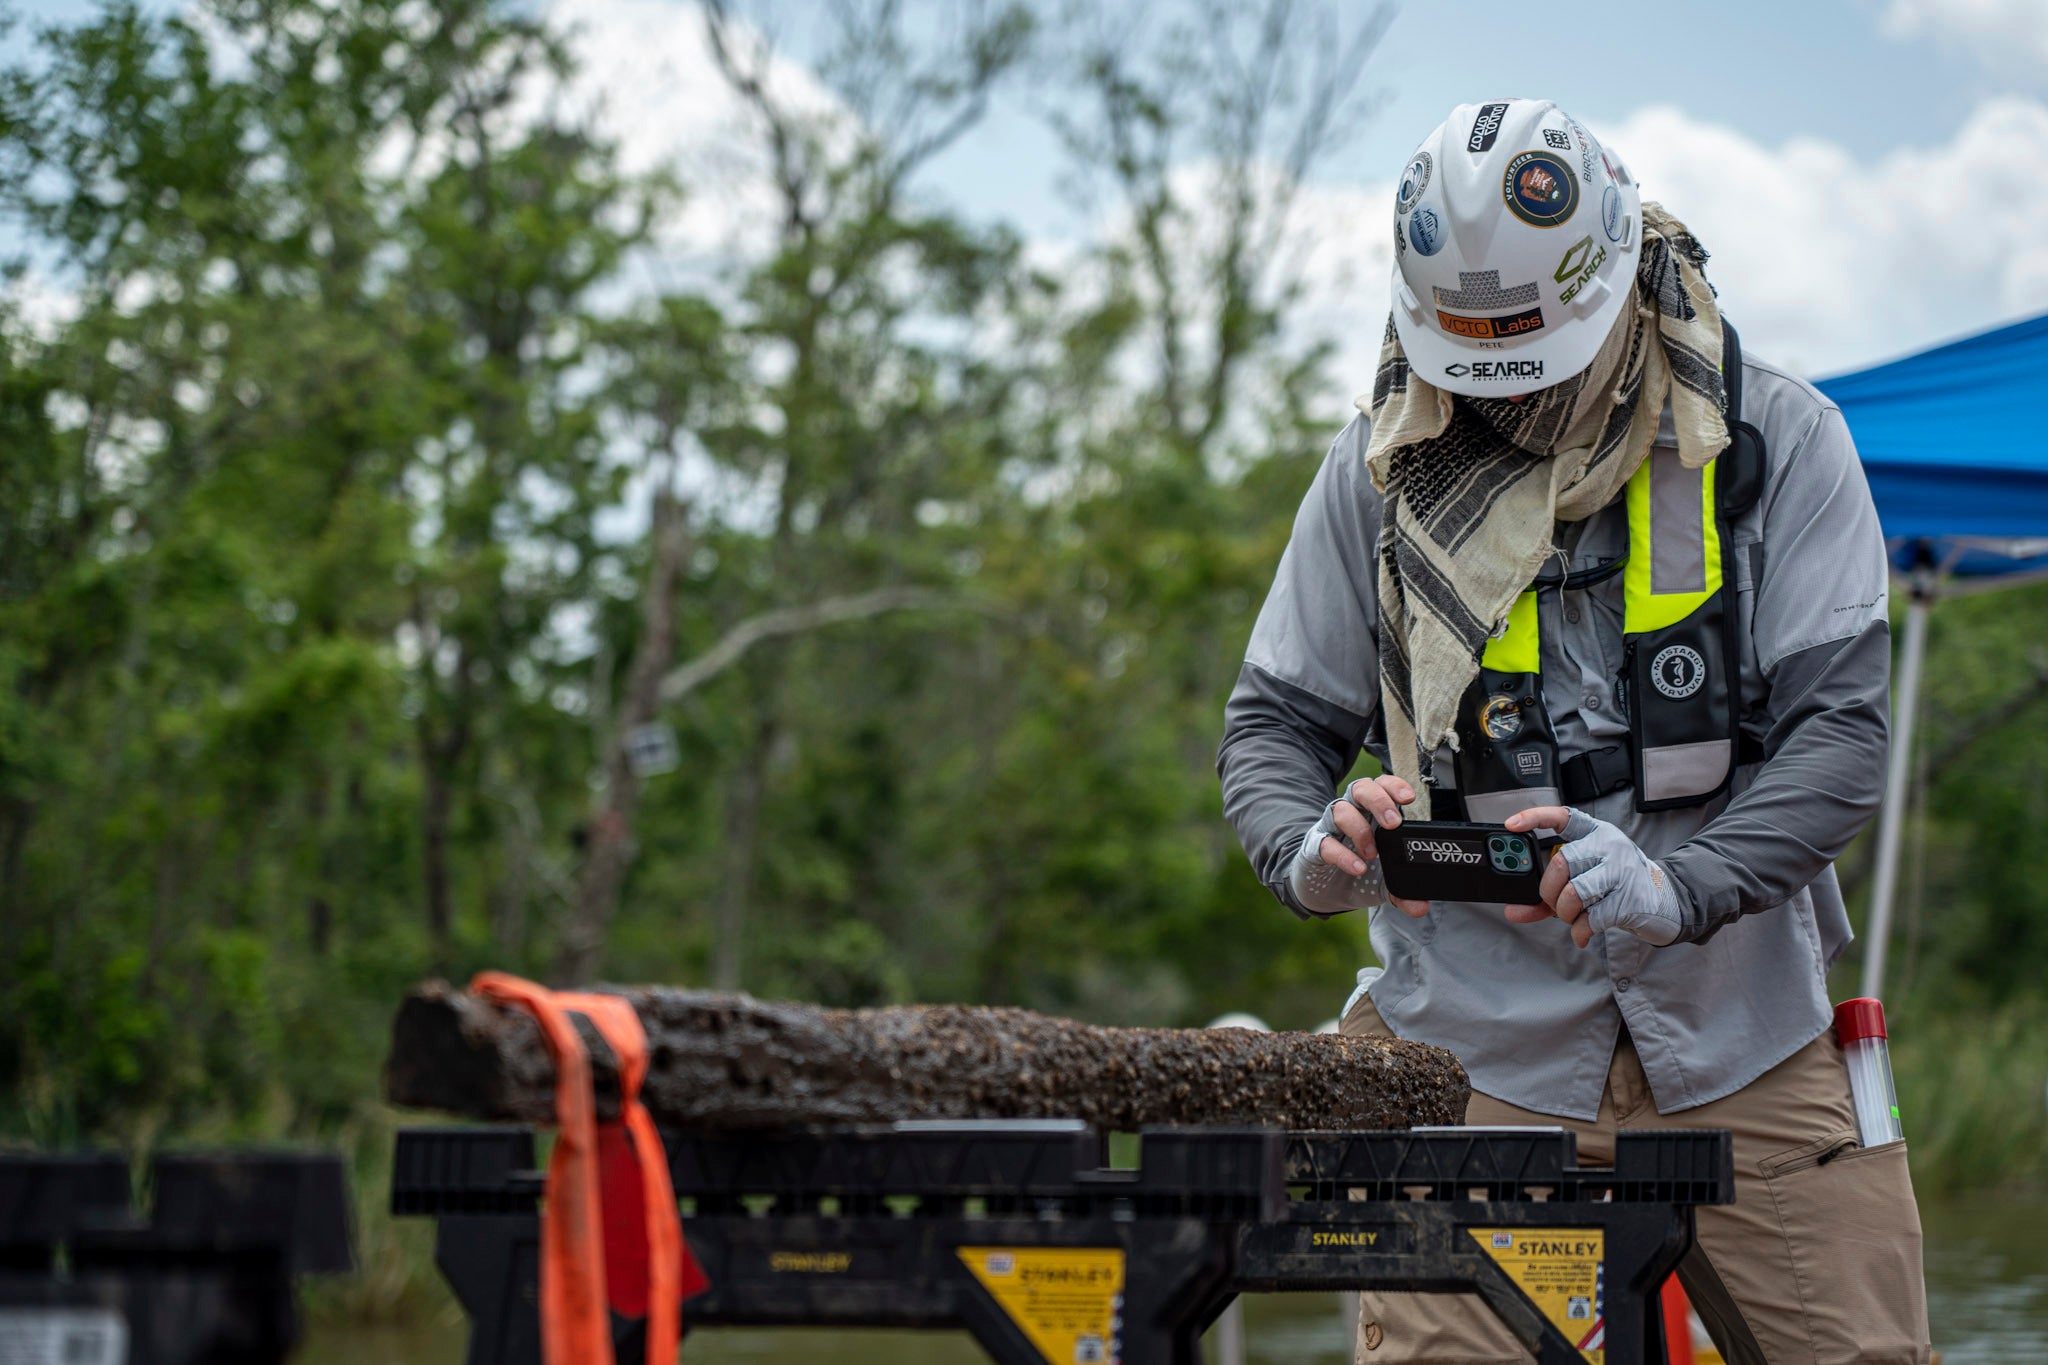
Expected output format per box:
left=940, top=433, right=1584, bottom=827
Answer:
left=383, top=980, right=1468, bottom=1131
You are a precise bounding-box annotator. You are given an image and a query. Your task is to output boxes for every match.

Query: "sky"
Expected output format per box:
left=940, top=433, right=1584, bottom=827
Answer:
left=548, top=0, right=2048, bottom=382
left=8, top=0, right=2048, bottom=383
left=912, top=0, right=2048, bottom=381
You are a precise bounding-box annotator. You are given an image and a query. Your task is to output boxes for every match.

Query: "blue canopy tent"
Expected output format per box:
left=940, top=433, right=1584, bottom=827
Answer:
left=1815, top=311, right=2048, bottom=996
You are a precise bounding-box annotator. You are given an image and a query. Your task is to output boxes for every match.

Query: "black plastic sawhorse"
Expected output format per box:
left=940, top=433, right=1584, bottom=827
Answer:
left=392, top=1121, right=1731, bottom=1364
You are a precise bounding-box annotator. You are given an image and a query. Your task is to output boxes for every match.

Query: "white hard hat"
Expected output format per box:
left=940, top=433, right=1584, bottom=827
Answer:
left=1390, top=98, right=1641, bottom=396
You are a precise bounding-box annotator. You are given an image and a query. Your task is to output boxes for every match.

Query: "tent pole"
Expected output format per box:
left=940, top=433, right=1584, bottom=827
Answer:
left=1861, top=576, right=1934, bottom=1000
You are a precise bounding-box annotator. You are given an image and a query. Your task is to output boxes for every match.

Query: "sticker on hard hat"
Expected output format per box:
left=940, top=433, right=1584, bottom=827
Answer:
left=1568, top=120, right=1598, bottom=186
left=1408, top=207, right=1444, bottom=256
left=1503, top=151, right=1579, bottom=228
left=1436, top=306, right=1545, bottom=341
left=1468, top=102, right=1510, bottom=154
left=1601, top=187, right=1624, bottom=242
left=1443, top=360, right=1545, bottom=382
left=1397, top=152, right=1432, bottom=214
left=1434, top=270, right=1539, bottom=310
left=1553, top=236, right=1607, bottom=306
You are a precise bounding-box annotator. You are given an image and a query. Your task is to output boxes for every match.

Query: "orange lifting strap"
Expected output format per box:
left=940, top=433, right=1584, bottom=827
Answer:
left=471, top=971, right=705, bottom=1365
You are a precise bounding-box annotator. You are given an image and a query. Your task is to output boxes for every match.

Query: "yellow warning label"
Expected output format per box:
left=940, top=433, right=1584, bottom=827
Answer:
left=1469, top=1228, right=1606, bottom=1363
left=957, top=1246, right=1123, bottom=1364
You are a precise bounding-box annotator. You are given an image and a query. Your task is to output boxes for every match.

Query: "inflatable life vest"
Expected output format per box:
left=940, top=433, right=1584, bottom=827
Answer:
left=1438, top=319, right=1765, bottom=821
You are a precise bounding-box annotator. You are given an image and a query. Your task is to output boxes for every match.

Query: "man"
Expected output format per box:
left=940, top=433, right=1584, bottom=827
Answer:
left=1218, top=98, right=1930, bottom=1363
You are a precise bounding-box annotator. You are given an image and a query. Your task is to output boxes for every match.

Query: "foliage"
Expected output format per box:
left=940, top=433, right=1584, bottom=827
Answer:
left=1843, top=577, right=2048, bottom=1011
left=1890, top=1000, right=2048, bottom=1196
left=0, top=0, right=1387, bottom=1160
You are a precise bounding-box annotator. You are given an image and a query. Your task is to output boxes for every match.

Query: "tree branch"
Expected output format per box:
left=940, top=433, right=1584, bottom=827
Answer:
left=701, top=0, right=818, bottom=242
left=658, top=586, right=979, bottom=704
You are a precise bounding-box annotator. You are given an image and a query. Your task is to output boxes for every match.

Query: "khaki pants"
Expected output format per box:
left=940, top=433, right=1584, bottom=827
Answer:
left=1340, top=993, right=1930, bottom=1365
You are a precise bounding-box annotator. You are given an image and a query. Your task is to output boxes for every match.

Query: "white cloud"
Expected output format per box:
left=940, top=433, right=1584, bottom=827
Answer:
left=1880, top=0, right=2048, bottom=78
left=541, top=0, right=853, bottom=280
left=1007, top=162, right=1398, bottom=433
left=1208, top=94, right=2048, bottom=396
left=1000, top=98, right=2048, bottom=408
left=1275, top=98, right=2048, bottom=388
left=1597, top=97, right=2048, bottom=375
left=1279, top=177, right=1396, bottom=402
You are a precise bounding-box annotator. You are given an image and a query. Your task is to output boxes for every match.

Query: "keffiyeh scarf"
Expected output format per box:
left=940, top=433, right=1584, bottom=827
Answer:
left=1360, top=203, right=1727, bottom=812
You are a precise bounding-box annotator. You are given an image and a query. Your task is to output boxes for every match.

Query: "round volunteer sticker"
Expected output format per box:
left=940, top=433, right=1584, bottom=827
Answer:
left=1503, top=150, right=1579, bottom=228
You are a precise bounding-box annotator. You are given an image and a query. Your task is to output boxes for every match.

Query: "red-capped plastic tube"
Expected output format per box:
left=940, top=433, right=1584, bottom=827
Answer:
left=1833, top=998, right=1903, bottom=1146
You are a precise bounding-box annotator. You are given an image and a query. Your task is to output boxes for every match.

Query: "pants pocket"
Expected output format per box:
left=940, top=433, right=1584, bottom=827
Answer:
left=1759, top=1133, right=1930, bottom=1364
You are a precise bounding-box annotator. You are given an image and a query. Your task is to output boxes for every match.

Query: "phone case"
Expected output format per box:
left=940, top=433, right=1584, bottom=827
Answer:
left=1375, top=820, right=1545, bottom=904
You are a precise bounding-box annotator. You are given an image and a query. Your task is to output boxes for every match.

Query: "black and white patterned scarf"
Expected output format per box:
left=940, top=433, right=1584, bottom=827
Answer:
left=1360, top=203, right=1726, bottom=811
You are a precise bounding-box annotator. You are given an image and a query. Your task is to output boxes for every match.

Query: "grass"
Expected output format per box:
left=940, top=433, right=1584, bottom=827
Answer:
left=299, top=1105, right=456, bottom=1328
left=1892, top=1000, right=2048, bottom=1197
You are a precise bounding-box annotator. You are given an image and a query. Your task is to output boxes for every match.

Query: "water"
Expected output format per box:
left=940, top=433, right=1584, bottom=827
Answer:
left=298, top=1191, right=2048, bottom=1363
left=1919, top=1191, right=2048, bottom=1365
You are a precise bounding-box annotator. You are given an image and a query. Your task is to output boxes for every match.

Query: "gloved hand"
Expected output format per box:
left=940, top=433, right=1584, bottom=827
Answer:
left=1286, top=775, right=1427, bottom=919
left=1287, top=798, right=1387, bottom=917
left=1502, top=806, right=1684, bottom=949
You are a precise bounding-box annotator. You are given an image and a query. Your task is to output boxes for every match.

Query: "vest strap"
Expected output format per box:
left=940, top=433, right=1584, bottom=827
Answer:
left=1623, top=447, right=1721, bottom=634
left=1556, top=734, right=1767, bottom=806
left=1480, top=589, right=1540, bottom=673
left=1559, top=745, right=1633, bottom=804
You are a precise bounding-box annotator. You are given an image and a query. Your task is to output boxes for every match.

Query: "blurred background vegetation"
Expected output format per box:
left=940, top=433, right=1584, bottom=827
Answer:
left=0, top=0, right=2041, bottom=1326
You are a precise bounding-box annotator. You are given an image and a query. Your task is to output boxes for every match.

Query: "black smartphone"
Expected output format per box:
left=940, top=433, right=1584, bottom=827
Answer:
left=1375, top=820, right=1546, bottom=904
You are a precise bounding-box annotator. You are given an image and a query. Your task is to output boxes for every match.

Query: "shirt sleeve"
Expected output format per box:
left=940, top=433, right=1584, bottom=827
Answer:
left=1217, top=416, right=1385, bottom=917
left=1220, top=665, right=1373, bottom=917
left=1660, top=404, right=1892, bottom=941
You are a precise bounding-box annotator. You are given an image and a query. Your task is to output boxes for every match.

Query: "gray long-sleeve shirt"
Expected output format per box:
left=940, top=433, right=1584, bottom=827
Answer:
left=1217, top=352, right=1891, bottom=1119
